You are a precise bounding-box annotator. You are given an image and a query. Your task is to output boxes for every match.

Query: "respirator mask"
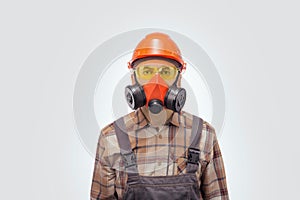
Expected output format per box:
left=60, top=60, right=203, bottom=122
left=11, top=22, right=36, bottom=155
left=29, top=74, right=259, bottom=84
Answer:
left=125, top=61, right=186, bottom=114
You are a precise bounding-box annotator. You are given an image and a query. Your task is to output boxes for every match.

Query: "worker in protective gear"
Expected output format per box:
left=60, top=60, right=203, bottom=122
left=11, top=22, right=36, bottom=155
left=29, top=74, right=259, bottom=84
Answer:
left=90, top=32, right=229, bottom=200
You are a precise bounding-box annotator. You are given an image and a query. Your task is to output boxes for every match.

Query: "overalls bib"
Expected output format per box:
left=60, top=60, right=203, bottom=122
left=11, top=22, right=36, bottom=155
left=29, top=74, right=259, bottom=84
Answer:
left=114, top=116, right=203, bottom=200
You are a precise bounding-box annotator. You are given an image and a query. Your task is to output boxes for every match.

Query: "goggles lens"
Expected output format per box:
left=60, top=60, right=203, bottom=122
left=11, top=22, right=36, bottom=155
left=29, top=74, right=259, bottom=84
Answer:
left=136, top=65, right=179, bottom=80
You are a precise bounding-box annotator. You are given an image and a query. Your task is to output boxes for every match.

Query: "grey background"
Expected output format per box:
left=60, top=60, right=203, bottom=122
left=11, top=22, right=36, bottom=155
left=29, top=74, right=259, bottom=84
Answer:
left=1, top=0, right=299, bottom=199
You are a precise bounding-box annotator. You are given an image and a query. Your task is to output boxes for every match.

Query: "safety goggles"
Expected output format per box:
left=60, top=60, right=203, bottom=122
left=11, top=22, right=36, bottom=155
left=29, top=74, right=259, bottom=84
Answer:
left=135, top=65, right=179, bottom=80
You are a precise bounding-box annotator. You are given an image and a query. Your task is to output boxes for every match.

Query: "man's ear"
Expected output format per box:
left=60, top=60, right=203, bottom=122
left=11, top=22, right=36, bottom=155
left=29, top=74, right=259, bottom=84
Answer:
left=177, top=73, right=182, bottom=87
left=131, top=73, right=136, bottom=85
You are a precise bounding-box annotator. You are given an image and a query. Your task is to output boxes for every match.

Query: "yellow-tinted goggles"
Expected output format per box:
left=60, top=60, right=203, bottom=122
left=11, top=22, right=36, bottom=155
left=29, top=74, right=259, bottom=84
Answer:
left=135, top=65, right=179, bottom=80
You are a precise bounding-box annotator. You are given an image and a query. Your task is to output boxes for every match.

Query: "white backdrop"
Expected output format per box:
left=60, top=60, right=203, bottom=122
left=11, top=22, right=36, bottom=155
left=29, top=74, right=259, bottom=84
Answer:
left=1, top=0, right=300, bottom=199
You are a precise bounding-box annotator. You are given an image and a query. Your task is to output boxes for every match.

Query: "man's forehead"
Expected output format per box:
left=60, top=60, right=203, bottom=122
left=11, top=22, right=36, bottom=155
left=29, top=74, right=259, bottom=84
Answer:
left=136, top=59, right=176, bottom=67
left=132, top=56, right=181, bottom=69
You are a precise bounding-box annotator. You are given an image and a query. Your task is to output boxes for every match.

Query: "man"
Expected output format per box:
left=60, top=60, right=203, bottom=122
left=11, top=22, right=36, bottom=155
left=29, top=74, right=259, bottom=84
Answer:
left=90, top=32, right=229, bottom=199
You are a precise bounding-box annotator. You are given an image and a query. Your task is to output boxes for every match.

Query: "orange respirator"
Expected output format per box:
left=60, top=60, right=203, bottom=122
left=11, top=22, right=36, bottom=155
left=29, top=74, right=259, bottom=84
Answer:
left=125, top=74, right=186, bottom=114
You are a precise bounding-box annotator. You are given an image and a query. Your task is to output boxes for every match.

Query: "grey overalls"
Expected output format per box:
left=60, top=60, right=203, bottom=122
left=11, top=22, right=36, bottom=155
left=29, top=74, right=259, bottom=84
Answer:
left=113, top=115, right=203, bottom=200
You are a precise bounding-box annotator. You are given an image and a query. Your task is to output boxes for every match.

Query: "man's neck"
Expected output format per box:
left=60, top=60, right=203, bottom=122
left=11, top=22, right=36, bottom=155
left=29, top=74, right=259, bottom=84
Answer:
left=141, top=106, right=174, bottom=128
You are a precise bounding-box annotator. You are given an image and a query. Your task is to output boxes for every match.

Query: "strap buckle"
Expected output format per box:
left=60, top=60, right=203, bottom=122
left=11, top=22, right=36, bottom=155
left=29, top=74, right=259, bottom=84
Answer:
left=121, top=151, right=137, bottom=168
left=188, top=148, right=200, bottom=165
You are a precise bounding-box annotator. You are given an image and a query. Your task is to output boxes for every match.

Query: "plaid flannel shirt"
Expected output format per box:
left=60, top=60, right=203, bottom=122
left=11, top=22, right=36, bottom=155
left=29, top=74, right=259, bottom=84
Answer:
left=90, top=108, right=229, bottom=199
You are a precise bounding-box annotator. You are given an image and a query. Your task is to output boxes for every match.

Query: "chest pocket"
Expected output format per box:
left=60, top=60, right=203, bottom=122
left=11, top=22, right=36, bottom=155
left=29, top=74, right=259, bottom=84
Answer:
left=124, top=174, right=200, bottom=200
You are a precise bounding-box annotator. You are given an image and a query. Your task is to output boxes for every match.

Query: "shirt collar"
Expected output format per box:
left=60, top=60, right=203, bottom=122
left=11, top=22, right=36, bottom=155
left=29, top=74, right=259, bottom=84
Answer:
left=130, top=108, right=183, bottom=129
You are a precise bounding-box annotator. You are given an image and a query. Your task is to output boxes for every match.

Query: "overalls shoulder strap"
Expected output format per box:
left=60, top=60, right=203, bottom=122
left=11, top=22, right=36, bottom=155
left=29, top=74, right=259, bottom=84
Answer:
left=113, top=117, right=139, bottom=177
left=186, top=115, right=203, bottom=174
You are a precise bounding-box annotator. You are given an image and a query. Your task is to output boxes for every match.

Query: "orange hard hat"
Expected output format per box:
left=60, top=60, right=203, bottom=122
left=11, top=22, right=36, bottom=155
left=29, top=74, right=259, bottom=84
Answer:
left=128, top=32, right=186, bottom=71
